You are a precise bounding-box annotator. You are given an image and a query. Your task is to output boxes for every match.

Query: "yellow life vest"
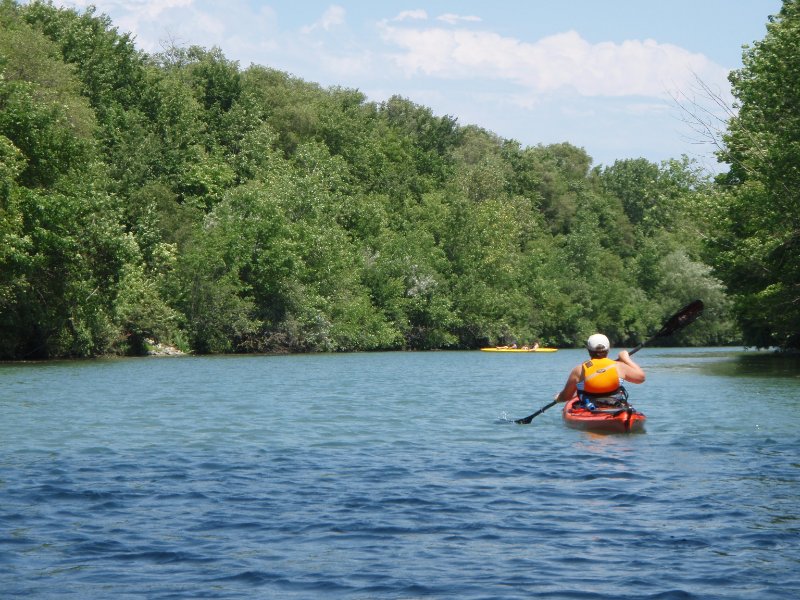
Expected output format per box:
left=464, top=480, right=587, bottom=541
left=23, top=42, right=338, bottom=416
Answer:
left=581, top=357, right=620, bottom=394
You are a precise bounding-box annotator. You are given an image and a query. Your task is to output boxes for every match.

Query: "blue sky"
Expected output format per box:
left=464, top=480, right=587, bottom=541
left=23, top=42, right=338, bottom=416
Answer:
left=45, top=0, right=782, bottom=171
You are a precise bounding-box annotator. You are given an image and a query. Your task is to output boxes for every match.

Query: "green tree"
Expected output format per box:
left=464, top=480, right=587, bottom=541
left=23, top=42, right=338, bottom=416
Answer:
left=526, top=142, right=594, bottom=234
left=20, top=0, right=145, bottom=118
left=714, top=0, right=800, bottom=349
left=0, top=0, right=742, bottom=357
left=1, top=176, right=144, bottom=358
left=653, top=250, right=736, bottom=345
left=115, top=262, right=180, bottom=354
left=171, top=225, right=259, bottom=354
left=0, top=12, right=97, bottom=188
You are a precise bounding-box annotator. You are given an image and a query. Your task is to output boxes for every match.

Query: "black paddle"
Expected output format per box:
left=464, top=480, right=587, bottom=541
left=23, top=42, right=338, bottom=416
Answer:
left=514, top=299, right=705, bottom=425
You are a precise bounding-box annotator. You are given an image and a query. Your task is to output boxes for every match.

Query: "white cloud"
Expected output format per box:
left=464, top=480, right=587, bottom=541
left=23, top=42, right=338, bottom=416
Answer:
left=317, top=51, right=374, bottom=78
left=95, top=0, right=279, bottom=57
left=560, top=106, right=597, bottom=118
left=378, top=23, right=729, bottom=101
left=38, top=0, right=738, bottom=166
left=55, top=0, right=194, bottom=41
left=437, top=13, right=481, bottom=25
left=621, top=101, right=673, bottom=116
left=72, top=0, right=195, bottom=19
left=392, top=10, right=428, bottom=22
left=301, top=5, right=346, bottom=34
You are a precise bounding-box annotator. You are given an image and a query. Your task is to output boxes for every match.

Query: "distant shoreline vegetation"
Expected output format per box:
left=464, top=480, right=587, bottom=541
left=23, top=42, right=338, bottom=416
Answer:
left=1, top=0, right=797, bottom=359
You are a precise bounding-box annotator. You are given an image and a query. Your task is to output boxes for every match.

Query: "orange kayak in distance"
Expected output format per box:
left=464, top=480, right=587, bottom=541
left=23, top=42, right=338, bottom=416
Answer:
left=562, top=397, right=646, bottom=434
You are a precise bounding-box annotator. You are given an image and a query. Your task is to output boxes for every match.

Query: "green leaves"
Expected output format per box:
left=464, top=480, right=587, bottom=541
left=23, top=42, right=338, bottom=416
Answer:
left=114, top=262, right=179, bottom=353
left=0, top=0, right=748, bottom=357
left=713, top=0, right=800, bottom=349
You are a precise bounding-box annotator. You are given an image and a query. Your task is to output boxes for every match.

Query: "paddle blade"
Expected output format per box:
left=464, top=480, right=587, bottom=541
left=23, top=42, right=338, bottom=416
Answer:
left=656, top=299, right=704, bottom=338
left=629, top=299, right=705, bottom=356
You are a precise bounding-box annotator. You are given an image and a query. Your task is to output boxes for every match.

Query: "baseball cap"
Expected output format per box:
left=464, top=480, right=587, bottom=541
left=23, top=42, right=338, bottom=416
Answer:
left=586, top=333, right=610, bottom=352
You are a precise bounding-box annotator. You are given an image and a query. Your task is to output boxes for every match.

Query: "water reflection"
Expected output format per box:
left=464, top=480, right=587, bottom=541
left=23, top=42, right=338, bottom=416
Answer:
left=703, top=351, right=800, bottom=378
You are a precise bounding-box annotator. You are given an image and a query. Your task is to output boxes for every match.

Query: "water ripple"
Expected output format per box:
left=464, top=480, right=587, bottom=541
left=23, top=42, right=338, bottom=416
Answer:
left=1, top=352, right=799, bottom=599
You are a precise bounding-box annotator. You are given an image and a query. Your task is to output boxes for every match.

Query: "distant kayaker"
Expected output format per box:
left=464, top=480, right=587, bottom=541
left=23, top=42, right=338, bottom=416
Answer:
left=554, top=334, right=645, bottom=407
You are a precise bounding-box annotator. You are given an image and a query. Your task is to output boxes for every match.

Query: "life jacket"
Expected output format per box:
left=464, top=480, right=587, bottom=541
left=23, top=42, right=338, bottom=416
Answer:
left=580, top=357, right=620, bottom=395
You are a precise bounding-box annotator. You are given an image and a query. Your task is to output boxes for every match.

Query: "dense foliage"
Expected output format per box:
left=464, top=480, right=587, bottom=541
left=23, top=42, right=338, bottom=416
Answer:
left=0, top=0, right=767, bottom=358
left=709, top=0, right=800, bottom=350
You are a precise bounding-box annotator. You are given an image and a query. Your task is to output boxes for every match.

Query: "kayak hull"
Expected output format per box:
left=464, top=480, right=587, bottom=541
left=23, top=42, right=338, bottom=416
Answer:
left=480, top=347, right=558, bottom=353
left=562, top=397, right=646, bottom=434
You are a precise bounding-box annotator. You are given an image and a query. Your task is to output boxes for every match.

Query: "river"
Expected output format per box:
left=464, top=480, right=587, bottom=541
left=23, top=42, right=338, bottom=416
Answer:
left=1, top=348, right=798, bottom=599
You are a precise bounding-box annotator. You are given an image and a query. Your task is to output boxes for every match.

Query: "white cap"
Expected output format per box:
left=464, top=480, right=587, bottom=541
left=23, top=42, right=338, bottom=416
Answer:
left=586, top=333, right=610, bottom=352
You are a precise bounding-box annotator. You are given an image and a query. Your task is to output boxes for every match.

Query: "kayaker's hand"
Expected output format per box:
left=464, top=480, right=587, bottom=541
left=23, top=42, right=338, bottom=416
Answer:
left=616, top=350, right=645, bottom=383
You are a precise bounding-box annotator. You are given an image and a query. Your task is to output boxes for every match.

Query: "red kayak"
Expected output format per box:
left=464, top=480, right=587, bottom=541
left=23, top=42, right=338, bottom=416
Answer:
left=562, top=397, right=646, bottom=434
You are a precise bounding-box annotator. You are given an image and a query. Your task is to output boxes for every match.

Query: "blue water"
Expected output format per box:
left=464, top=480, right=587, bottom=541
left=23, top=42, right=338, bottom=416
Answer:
left=1, top=349, right=799, bottom=599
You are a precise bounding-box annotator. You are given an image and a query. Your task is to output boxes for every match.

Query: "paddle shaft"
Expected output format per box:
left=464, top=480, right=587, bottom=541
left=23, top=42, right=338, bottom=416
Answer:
left=514, top=300, right=704, bottom=425
left=514, top=399, right=558, bottom=425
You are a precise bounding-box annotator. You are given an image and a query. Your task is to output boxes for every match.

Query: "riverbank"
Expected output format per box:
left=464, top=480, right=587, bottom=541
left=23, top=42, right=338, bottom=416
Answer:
left=144, top=338, right=186, bottom=357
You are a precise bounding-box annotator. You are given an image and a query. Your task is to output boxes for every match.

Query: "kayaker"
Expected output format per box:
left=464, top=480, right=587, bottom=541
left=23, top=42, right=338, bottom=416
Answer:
left=554, top=334, right=645, bottom=408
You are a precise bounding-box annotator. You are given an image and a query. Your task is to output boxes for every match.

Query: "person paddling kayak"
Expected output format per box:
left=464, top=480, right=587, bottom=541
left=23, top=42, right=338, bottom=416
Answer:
left=555, top=334, right=646, bottom=409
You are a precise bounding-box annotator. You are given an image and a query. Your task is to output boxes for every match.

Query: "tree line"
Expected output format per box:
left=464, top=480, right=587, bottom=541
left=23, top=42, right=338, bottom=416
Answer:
left=0, top=0, right=796, bottom=359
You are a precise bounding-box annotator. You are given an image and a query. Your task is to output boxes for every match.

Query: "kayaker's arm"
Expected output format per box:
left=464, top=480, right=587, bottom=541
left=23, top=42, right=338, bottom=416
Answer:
left=555, top=364, right=582, bottom=402
left=616, top=350, right=645, bottom=384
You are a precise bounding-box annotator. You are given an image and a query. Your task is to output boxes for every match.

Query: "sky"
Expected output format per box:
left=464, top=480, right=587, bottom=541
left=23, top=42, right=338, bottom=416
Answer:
left=35, top=0, right=783, bottom=171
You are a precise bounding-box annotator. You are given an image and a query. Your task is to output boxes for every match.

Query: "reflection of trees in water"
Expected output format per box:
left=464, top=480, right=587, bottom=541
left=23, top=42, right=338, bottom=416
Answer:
left=735, top=353, right=800, bottom=377
left=703, top=352, right=800, bottom=378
